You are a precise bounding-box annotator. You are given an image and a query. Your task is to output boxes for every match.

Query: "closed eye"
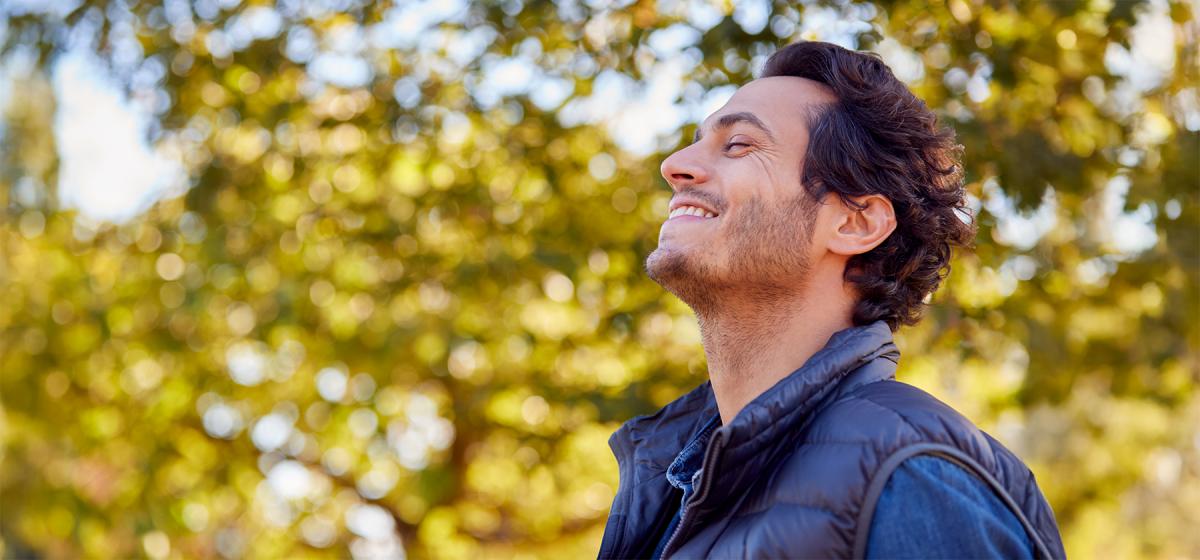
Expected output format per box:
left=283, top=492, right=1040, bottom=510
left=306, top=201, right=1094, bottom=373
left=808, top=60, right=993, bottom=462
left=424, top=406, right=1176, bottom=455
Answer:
left=724, top=141, right=752, bottom=152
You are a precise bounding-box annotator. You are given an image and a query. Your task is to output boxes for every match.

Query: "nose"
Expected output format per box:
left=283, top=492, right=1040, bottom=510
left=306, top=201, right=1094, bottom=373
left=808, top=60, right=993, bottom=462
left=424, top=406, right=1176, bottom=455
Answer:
left=660, top=144, right=710, bottom=191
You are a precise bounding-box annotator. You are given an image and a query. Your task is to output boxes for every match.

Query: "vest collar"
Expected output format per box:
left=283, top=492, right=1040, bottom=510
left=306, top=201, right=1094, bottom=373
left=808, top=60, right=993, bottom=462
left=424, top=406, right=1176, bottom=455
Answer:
left=604, top=320, right=900, bottom=555
left=699, top=320, right=899, bottom=518
left=610, top=320, right=898, bottom=473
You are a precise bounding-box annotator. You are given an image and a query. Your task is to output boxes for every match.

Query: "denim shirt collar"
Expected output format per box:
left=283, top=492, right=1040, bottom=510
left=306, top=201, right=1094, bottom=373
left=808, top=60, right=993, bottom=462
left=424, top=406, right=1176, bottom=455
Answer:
left=665, top=414, right=722, bottom=498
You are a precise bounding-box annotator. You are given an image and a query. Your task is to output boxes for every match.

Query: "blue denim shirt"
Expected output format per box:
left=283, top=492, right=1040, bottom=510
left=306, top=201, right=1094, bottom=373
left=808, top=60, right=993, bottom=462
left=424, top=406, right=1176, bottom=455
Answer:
left=650, top=415, right=721, bottom=559
left=651, top=415, right=1033, bottom=559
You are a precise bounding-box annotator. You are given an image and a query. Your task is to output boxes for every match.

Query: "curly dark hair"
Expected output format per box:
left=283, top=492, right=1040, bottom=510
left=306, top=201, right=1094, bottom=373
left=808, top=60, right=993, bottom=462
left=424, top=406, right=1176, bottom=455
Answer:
left=761, top=41, right=976, bottom=331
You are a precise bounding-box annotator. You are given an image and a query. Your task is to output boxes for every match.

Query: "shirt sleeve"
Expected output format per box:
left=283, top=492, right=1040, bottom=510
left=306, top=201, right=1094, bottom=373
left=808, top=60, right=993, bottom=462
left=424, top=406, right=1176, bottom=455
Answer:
left=865, top=455, right=1035, bottom=559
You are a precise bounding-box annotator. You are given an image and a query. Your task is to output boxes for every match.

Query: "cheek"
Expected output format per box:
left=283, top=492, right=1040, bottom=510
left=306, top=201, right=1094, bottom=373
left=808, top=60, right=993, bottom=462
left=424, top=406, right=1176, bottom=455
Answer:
left=720, top=165, right=796, bottom=224
left=719, top=167, right=764, bottom=209
left=728, top=156, right=773, bottom=183
left=725, top=158, right=794, bottom=207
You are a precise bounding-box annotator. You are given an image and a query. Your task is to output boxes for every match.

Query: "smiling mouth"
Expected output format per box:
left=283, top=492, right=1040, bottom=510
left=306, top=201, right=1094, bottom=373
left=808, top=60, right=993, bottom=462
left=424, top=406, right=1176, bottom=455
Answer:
left=668, top=205, right=718, bottom=220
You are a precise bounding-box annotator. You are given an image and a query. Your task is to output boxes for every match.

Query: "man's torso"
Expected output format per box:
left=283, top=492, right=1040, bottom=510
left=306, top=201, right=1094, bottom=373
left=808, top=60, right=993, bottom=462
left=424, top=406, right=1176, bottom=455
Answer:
left=599, top=321, right=1065, bottom=559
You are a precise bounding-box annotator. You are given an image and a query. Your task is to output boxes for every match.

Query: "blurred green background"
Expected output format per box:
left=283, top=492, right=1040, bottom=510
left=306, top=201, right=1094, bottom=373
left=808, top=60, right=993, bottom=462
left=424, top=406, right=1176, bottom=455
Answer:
left=0, top=0, right=1196, bottom=558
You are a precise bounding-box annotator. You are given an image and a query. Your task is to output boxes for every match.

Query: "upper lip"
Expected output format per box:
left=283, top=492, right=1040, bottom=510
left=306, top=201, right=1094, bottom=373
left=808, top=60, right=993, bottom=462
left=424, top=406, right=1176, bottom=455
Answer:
left=668, top=197, right=720, bottom=216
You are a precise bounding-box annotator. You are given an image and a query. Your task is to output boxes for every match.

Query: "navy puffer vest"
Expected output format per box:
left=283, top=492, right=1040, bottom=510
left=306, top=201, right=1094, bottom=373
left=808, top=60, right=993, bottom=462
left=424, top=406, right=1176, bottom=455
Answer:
left=599, top=321, right=1065, bottom=559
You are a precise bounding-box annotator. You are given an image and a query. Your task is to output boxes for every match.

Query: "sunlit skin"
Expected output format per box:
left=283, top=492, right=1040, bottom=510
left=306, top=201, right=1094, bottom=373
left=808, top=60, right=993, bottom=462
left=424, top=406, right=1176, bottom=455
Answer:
left=645, top=76, right=898, bottom=425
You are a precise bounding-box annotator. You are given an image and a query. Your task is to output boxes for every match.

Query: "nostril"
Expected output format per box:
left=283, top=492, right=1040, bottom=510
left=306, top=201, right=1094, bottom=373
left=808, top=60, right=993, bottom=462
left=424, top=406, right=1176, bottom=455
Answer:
left=660, top=149, right=707, bottom=187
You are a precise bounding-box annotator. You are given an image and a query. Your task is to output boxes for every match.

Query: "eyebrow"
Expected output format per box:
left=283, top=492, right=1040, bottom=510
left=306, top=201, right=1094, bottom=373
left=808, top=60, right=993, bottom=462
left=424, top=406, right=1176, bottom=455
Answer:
left=693, top=111, right=776, bottom=143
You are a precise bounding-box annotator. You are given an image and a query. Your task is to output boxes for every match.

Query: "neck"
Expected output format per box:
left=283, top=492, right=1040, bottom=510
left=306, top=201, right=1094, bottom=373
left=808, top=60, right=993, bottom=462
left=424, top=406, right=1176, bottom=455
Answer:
left=697, top=271, right=855, bottom=425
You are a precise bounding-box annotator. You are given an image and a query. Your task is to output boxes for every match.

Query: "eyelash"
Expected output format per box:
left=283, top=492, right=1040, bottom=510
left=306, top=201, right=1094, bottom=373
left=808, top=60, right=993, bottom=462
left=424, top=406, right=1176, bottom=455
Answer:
left=691, top=134, right=753, bottom=152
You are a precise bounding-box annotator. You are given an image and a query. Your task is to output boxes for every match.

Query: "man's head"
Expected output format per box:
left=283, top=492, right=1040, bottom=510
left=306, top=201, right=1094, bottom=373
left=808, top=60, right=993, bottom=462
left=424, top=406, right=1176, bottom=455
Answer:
left=645, top=41, right=975, bottom=331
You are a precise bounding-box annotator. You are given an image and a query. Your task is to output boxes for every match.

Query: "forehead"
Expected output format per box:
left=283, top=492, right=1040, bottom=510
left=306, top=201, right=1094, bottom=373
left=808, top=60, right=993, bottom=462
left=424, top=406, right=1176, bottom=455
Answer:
left=703, top=76, right=835, bottom=138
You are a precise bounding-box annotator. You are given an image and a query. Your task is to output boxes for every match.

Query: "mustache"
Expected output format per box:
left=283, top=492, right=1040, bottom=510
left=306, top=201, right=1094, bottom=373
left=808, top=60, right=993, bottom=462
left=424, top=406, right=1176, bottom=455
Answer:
left=672, top=189, right=724, bottom=213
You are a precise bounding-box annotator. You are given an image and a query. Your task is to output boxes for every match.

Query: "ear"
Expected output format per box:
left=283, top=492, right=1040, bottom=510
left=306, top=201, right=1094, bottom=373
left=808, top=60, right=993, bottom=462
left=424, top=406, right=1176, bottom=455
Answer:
left=826, top=194, right=896, bottom=256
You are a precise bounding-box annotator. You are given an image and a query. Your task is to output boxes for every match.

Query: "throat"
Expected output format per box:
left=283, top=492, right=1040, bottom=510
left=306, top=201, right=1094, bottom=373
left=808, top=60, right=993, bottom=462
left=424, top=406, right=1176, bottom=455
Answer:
left=697, top=296, right=852, bottom=424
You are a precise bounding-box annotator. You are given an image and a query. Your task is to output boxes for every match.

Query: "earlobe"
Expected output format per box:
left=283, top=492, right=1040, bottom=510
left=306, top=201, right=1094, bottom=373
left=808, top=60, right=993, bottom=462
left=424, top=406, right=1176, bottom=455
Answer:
left=828, top=194, right=896, bottom=256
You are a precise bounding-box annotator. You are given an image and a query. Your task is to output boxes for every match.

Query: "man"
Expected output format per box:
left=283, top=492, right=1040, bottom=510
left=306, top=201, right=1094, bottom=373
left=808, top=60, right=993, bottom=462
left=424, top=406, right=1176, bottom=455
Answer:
left=598, top=41, right=1065, bottom=559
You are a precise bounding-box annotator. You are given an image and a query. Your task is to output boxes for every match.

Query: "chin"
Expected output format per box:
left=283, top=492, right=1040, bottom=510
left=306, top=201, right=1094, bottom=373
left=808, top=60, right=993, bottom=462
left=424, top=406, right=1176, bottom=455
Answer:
left=645, top=245, right=724, bottom=312
left=645, top=244, right=686, bottom=281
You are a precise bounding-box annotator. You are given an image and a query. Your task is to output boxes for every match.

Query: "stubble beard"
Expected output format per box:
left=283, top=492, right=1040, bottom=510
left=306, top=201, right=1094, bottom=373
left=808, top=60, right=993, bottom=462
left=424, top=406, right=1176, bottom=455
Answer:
left=645, top=194, right=818, bottom=319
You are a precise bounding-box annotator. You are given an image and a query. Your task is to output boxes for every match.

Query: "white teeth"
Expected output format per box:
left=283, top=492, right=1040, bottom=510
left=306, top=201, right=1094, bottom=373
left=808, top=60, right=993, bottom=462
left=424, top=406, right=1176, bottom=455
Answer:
left=669, top=205, right=717, bottom=219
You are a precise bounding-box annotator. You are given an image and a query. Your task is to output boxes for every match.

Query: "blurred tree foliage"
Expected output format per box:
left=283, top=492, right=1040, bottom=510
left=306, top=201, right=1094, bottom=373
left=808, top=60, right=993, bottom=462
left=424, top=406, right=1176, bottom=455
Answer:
left=1, top=0, right=1197, bottom=558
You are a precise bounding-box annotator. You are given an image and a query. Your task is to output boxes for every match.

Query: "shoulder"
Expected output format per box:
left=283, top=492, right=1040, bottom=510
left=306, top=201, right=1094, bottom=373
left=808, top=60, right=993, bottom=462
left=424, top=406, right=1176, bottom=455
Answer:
left=820, top=379, right=982, bottom=438
left=737, top=381, right=1061, bottom=557
left=742, top=381, right=992, bottom=522
left=838, top=381, right=1045, bottom=495
left=757, top=379, right=1033, bottom=521
left=805, top=380, right=1004, bottom=466
left=759, top=380, right=995, bottom=490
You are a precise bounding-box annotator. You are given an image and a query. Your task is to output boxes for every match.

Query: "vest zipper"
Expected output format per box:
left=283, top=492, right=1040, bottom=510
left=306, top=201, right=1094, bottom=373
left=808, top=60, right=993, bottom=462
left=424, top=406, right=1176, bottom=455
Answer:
left=660, top=429, right=726, bottom=559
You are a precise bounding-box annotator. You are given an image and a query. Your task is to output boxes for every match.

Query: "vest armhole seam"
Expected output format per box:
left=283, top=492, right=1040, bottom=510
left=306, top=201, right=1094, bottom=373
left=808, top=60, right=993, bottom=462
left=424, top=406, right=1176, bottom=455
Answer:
left=850, top=443, right=1056, bottom=560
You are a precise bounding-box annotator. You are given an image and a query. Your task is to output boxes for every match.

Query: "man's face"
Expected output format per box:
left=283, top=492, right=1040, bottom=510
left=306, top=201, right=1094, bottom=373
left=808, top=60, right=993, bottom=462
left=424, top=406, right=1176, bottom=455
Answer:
left=645, top=76, right=836, bottom=310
